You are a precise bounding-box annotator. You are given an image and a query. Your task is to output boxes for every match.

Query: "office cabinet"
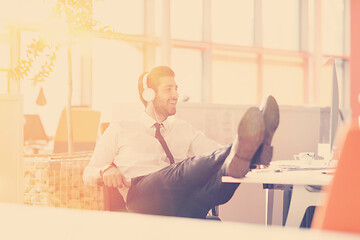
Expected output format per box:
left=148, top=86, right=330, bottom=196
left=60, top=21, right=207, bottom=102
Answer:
left=0, top=94, right=23, bottom=203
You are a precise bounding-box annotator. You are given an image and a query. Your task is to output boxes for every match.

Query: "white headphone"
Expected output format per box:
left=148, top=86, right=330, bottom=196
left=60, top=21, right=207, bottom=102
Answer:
left=142, top=72, right=156, bottom=102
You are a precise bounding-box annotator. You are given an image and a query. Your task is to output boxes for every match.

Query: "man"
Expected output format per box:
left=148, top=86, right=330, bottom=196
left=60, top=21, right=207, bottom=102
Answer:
left=83, top=66, right=279, bottom=218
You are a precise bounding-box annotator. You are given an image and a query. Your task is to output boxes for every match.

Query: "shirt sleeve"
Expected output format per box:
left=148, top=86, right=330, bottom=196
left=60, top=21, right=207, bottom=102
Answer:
left=188, top=124, right=223, bottom=157
left=83, top=123, right=119, bottom=186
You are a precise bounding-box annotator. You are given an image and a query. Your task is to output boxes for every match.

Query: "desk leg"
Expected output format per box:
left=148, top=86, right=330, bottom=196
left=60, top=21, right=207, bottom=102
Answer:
left=265, top=188, right=274, bottom=226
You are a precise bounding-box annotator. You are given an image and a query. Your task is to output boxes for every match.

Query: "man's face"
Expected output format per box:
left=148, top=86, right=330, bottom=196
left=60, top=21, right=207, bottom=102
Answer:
left=152, top=76, right=179, bottom=119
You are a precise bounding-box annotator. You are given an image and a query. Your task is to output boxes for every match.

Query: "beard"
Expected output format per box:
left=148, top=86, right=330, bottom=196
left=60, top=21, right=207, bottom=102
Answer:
left=153, top=101, right=177, bottom=119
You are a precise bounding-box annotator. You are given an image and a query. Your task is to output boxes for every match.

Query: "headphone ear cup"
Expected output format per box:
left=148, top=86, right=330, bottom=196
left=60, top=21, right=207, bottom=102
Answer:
left=142, top=88, right=156, bottom=102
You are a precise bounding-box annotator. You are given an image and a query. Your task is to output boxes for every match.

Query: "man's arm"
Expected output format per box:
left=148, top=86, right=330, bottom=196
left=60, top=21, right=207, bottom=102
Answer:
left=83, top=123, right=118, bottom=186
left=101, top=164, right=130, bottom=188
left=83, top=123, right=131, bottom=188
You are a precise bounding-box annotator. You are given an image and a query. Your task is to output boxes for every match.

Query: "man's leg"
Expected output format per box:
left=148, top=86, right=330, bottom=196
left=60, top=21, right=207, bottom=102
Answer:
left=174, top=163, right=240, bottom=218
left=186, top=96, right=280, bottom=217
left=126, top=146, right=232, bottom=216
left=126, top=107, right=266, bottom=217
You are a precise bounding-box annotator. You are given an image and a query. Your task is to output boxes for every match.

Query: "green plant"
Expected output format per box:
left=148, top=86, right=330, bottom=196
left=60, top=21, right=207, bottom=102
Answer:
left=9, top=37, right=59, bottom=86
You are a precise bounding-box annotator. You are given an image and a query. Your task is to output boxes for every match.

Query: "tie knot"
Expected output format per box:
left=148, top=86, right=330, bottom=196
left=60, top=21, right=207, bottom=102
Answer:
left=154, top=123, right=162, bottom=139
left=154, top=123, right=161, bottom=130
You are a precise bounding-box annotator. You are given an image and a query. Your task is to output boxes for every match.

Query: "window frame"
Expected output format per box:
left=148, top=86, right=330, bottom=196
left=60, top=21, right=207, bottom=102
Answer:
left=3, top=0, right=350, bottom=109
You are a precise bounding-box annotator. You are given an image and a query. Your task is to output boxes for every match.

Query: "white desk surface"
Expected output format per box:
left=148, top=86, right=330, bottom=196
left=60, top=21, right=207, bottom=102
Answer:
left=0, top=203, right=359, bottom=240
left=223, top=160, right=334, bottom=186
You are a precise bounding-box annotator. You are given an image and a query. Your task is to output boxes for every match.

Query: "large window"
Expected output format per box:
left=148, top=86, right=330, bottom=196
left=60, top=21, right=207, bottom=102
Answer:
left=262, top=0, right=300, bottom=50
left=212, top=0, right=254, bottom=46
left=2, top=0, right=350, bottom=136
left=171, top=0, right=203, bottom=41
left=212, top=51, right=258, bottom=105
left=263, top=55, right=305, bottom=105
left=14, top=0, right=52, bottom=23
left=0, top=32, right=10, bottom=69
left=0, top=71, right=7, bottom=93
left=19, top=31, right=82, bottom=136
left=319, top=58, right=345, bottom=107
left=171, top=48, right=202, bottom=102
left=92, top=38, right=143, bottom=122
left=0, top=28, right=10, bottom=93
left=93, top=0, right=144, bottom=35
left=321, top=0, right=345, bottom=55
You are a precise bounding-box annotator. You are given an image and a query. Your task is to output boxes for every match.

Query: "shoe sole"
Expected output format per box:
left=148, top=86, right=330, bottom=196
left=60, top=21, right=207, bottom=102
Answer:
left=227, top=107, right=265, bottom=178
left=262, top=95, right=280, bottom=141
left=251, top=95, right=280, bottom=167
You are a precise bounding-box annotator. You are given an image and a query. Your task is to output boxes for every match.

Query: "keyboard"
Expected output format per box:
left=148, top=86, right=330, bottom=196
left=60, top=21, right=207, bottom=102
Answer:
left=279, top=166, right=335, bottom=171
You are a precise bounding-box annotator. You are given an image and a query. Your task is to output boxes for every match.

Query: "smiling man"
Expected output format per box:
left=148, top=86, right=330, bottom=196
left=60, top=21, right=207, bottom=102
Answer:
left=83, top=65, right=280, bottom=218
left=144, top=70, right=179, bottom=122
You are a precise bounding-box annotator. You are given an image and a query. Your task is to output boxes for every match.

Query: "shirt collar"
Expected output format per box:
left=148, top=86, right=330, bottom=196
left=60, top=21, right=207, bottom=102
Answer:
left=138, top=111, right=174, bottom=130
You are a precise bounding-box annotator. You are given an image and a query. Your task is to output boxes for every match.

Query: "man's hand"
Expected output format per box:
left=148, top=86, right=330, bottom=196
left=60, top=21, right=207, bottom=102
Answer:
left=102, top=166, right=131, bottom=188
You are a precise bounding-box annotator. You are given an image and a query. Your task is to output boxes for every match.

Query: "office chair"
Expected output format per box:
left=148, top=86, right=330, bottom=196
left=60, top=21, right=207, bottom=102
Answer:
left=312, top=120, right=360, bottom=234
left=103, top=185, right=127, bottom=212
left=24, top=114, right=48, bottom=143
left=24, top=114, right=49, bottom=154
left=53, top=107, right=101, bottom=153
left=100, top=122, right=221, bottom=220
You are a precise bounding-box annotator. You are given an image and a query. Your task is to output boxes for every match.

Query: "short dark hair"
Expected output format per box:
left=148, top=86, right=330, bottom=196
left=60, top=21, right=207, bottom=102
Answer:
left=138, top=66, right=175, bottom=106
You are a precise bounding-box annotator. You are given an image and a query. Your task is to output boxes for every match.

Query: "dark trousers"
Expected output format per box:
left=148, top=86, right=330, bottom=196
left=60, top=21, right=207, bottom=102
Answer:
left=126, top=146, right=239, bottom=218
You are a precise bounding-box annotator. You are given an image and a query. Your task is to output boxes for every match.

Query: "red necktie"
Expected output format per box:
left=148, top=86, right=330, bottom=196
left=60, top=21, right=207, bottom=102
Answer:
left=154, top=123, right=174, bottom=164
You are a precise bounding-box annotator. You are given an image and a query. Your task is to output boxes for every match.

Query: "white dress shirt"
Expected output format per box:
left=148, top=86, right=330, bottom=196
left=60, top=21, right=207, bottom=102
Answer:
left=83, top=111, right=221, bottom=185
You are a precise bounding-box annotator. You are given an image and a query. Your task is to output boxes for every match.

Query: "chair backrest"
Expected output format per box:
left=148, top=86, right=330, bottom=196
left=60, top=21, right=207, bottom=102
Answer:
left=100, top=122, right=110, bottom=135
left=312, top=120, right=360, bottom=234
left=53, top=107, right=101, bottom=153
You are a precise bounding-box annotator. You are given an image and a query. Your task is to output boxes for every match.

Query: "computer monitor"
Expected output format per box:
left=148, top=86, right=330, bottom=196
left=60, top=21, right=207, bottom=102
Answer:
left=321, top=57, right=343, bottom=165
left=329, top=58, right=339, bottom=153
left=24, top=114, right=48, bottom=142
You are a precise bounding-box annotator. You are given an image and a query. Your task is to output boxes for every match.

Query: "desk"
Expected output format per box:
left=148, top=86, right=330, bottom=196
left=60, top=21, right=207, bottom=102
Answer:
left=0, top=203, right=358, bottom=240
left=222, top=165, right=334, bottom=227
left=24, top=140, right=53, bottom=155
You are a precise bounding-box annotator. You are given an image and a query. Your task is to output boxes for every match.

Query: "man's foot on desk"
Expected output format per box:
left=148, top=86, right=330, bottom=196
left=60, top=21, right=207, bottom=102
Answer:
left=226, top=107, right=265, bottom=178
left=251, top=95, right=280, bottom=168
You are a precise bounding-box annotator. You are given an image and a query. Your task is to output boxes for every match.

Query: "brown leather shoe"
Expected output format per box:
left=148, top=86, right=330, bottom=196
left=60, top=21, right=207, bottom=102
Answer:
left=251, top=95, right=280, bottom=168
left=226, top=107, right=265, bottom=178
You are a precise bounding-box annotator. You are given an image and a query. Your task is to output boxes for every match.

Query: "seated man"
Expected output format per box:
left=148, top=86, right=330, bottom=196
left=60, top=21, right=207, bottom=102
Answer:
left=83, top=66, right=279, bottom=218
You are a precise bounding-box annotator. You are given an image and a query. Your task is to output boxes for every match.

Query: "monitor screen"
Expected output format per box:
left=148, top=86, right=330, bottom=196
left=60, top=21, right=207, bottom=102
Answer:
left=329, top=58, right=339, bottom=152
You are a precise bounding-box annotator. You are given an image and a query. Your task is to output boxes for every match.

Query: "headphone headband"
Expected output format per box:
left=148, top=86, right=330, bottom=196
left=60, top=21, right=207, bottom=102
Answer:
left=142, top=72, right=155, bottom=102
left=143, top=73, right=149, bottom=89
